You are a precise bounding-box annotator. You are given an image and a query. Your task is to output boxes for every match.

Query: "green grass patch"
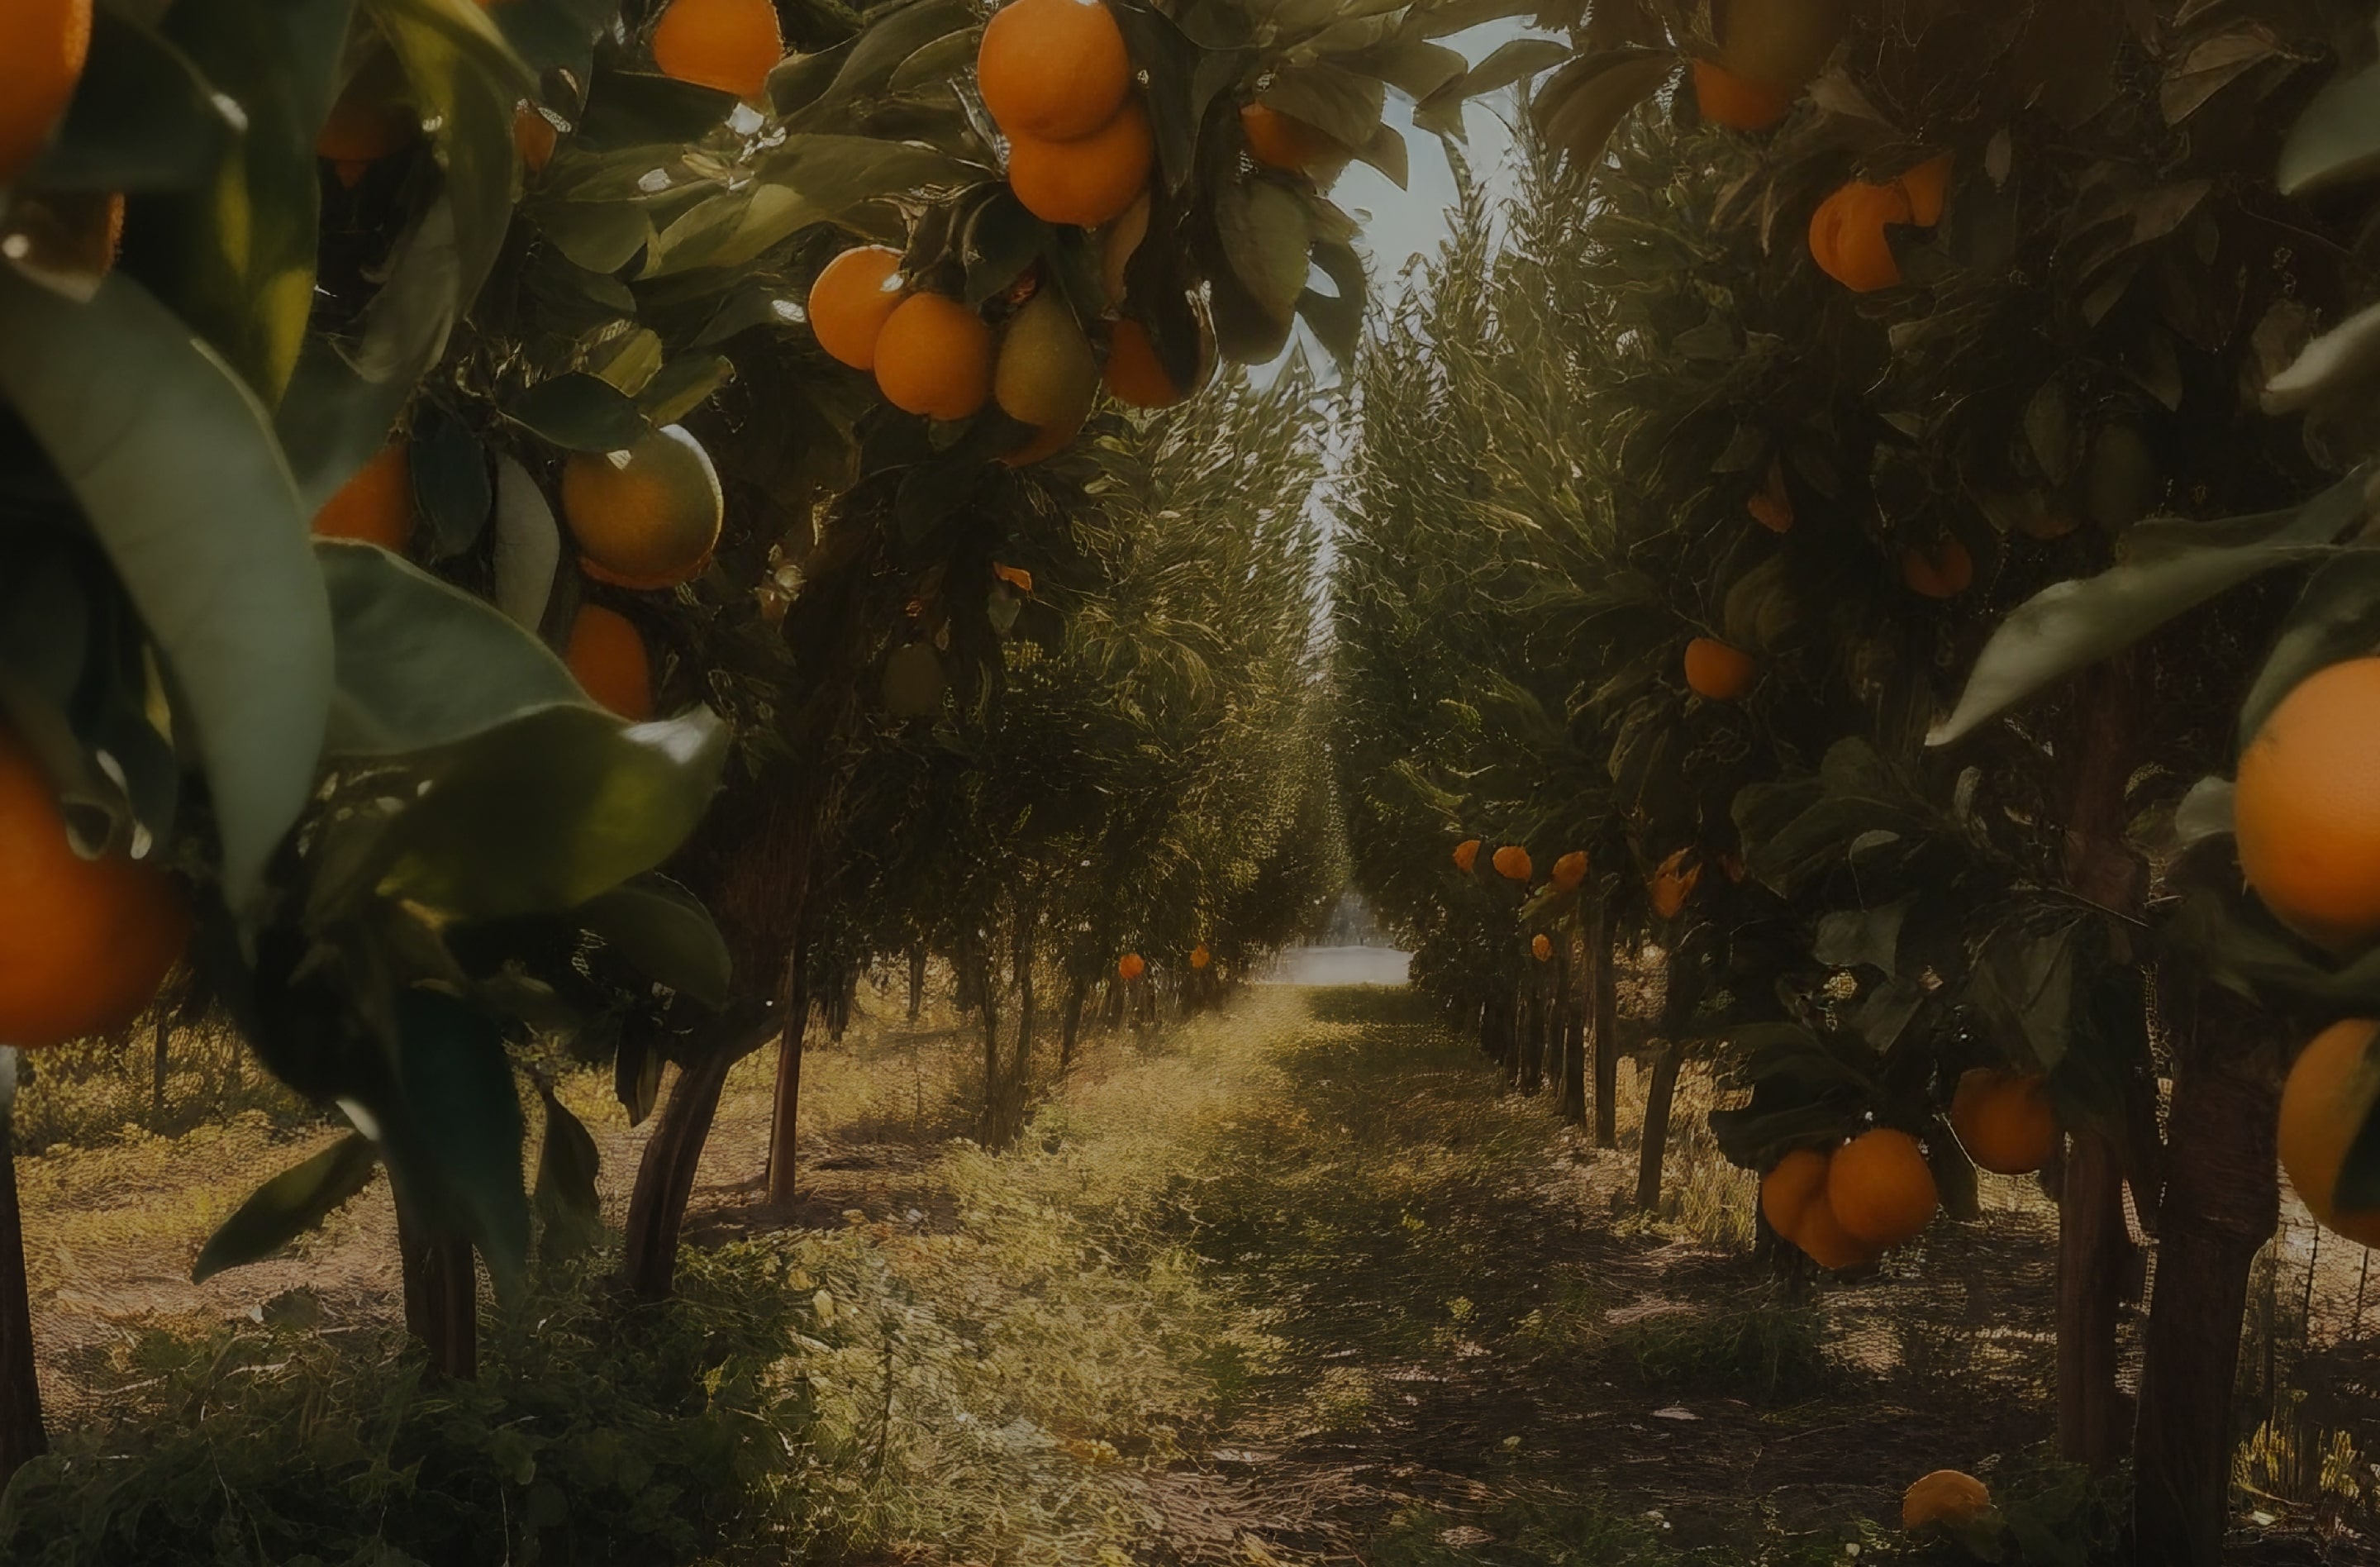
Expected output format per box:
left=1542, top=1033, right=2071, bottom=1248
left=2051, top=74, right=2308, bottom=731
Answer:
left=1608, top=1295, right=1840, bottom=1405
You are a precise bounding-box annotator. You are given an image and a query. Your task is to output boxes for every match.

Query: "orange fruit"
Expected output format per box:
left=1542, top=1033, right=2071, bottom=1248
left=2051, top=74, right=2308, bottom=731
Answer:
left=1531, top=934, right=1553, bottom=962
left=1761, top=1147, right=1832, bottom=1237
left=1898, top=153, right=1953, bottom=226
left=978, top=0, right=1132, bottom=141
left=1550, top=850, right=1589, bottom=893
left=1902, top=536, right=1974, bottom=598
left=1828, top=1128, right=1938, bottom=1247
left=1118, top=952, right=1145, bottom=981
left=1007, top=98, right=1154, bottom=229
left=1795, top=1193, right=1882, bottom=1269
left=312, top=444, right=415, bottom=551
left=559, top=426, right=724, bottom=591
left=1104, top=317, right=1188, bottom=409
left=1452, top=838, right=1481, bottom=873
left=873, top=293, right=994, bottom=421
left=1683, top=636, right=1756, bottom=701
left=1949, top=1069, right=2057, bottom=1175
left=1692, top=60, right=1792, bottom=131
left=808, top=245, right=907, bottom=371
left=514, top=102, right=560, bottom=174
left=1649, top=848, right=1701, bottom=919
left=1240, top=102, right=1341, bottom=172
left=1492, top=845, right=1532, bottom=882
left=0, top=726, right=189, bottom=1049
left=1101, top=190, right=1150, bottom=304
left=1902, top=1469, right=1991, bottom=1531
left=2235, top=659, right=2380, bottom=951
left=0, top=0, right=92, bottom=188
left=317, top=55, right=416, bottom=187
left=566, top=605, right=655, bottom=722
left=1748, top=460, right=1793, bottom=532
left=2278, top=1019, right=2380, bottom=1246
left=650, top=0, right=783, bottom=101
left=1190, top=942, right=1211, bottom=969
left=1808, top=179, right=1911, bottom=293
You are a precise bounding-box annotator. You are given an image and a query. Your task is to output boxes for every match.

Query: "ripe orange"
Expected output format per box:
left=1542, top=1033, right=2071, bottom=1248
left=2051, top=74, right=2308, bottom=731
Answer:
left=809, top=245, right=907, bottom=371
left=2278, top=1019, right=2380, bottom=1246
left=1649, top=848, right=1701, bottom=919
left=559, top=426, right=725, bottom=591
left=650, top=0, right=783, bottom=101
left=1949, top=1069, right=2057, bottom=1175
left=1118, top=952, right=1145, bottom=981
left=1531, top=933, right=1553, bottom=962
left=1240, top=102, right=1340, bottom=172
left=1828, top=1128, right=1938, bottom=1246
left=0, top=727, right=189, bottom=1049
left=1902, top=1469, right=1991, bottom=1531
left=1492, top=844, right=1531, bottom=883
left=317, top=55, right=416, bottom=188
left=1104, top=318, right=1187, bottom=409
left=514, top=102, right=560, bottom=174
left=2235, top=659, right=2380, bottom=951
left=1762, top=1146, right=1878, bottom=1269
left=312, top=445, right=415, bottom=551
left=1902, top=536, right=1974, bottom=598
left=1007, top=98, right=1153, bottom=229
left=566, top=605, right=654, bottom=722
left=1550, top=850, right=1589, bottom=893
left=1796, top=1193, right=1883, bottom=1269
left=978, top=0, right=1132, bottom=141
left=1683, top=636, right=1756, bottom=701
left=1808, top=179, right=1911, bottom=293
left=1453, top=838, right=1481, bottom=873
left=1692, top=60, right=1792, bottom=131
left=873, top=293, right=994, bottom=421
left=1190, top=942, right=1211, bottom=970
left=1748, top=460, right=1793, bottom=532
left=0, top=0, right=92, bottom=188
left=1898, top=154, right=1953, bottom=226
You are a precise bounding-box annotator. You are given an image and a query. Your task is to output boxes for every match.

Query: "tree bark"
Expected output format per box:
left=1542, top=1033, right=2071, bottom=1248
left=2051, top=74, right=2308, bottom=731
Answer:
left=907, top=943, right=926, bottom=1021
left=1516, top=970, right=1542, bottom=1094
left=1557, top=944, right=1587, bottom=1126
left=619, top=999, right=775, bottom=1303
left=0, top=1050, right=46, bottom=1488
left=1635, top=945, right=1696, bottom=1209
left=396, top=1204, right=476, bottom=1380
left=763, top=959, right=811, bottom=1209
left=1011, top=911, right=1035, bottom=1111
left=2058, top=1130, right=2130, bottom=1469
left=2130, top=991, right=2282, bottom=1565
left=1588, top=902, right=1618, bottom=1149
left=978, top=945, right=1009, bottom=1150
left=1058, top=974, right=1088, bottom=1076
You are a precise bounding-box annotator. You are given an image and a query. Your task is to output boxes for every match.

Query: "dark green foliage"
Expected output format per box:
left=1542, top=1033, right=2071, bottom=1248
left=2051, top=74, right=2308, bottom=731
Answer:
left=0, top=1246, right=817, bottom=1566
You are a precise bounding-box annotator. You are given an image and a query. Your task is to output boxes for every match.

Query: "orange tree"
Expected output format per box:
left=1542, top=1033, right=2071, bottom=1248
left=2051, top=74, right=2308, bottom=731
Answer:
left=1337, top=0, right=2380, bottom=1556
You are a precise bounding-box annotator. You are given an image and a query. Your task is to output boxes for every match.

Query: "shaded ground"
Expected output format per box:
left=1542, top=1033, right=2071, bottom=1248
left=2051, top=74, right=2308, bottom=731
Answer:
left=20, top=983, right=2380, bottom=1563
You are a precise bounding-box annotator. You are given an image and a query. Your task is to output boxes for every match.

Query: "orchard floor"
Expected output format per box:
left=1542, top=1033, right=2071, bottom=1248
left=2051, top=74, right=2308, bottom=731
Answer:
left=18, top=984, right=2380, bottom=1564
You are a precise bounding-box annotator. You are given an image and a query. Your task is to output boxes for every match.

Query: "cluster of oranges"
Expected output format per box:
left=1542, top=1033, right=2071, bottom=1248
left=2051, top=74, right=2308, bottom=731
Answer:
left=980, top=0, right=1150, bottom=232
left=310, top=425, right=724, bottom=726
left=1449, top=841, right=1590, bottom=895
left=1760, top=1126, right=1940, bottom=1269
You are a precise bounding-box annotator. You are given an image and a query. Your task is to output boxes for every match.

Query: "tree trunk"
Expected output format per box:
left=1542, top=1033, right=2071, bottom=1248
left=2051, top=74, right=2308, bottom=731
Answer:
left=2058, top=1130, right=2130, bottom=1469
left=0, top=1050, right=46, bottom=1488
left=978, top=946, right=1009, bottom=1150
left=396, top=1204, right=476, bottom=1380
left=1058, top=974, right=1088, bottom=1076
left=764, top=960, right=811, bottom=1209
left=1557, top=943, right=1587, bottom=1126
left=2131, top=993, right=2283, bottom=1564
left=1516, top=970, right=1542, bottom=1093
left=150, top=1007, right=169, bottom=1122
left=1635, top=946, right=1695, bottom=1209
left=1011, top=912, right=1035, bottom=1111
left=619, top=1000, right=775, bottom=1303
left=907, top=943, right=926, bottom=1021
left=1588, top=903, right=1618, bottom=1149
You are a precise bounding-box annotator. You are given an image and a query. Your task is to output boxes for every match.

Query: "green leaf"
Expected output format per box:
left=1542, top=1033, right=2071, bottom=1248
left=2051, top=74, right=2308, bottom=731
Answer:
left=0, top=269, right=332, bottom=911
left=2238, top=550, right=2380, bottom=746
left=374, top=704, right=730, bottom=919
left=1813, top=898, right=1911, bottom=974
left=644, top=137, right=965, bottom=278
left=192, top=1132, right=380, bottom=1284
left=491, top=454, right=563, bottom=631
left=1526, top=50, right=1673, bottom=173
left=1339, top=37, right=1468, bottom=101
left=533, top=1084, right=602, bottom=1259
left=386, top=987, right=531, bottom=1299
left=577, top=66, right=739, bottom=147
left=2262, top=298, right=2380, bottom=415
left=575, top=874, right=733, bottom=1006
left=1928, top=473, right=2368, bottom=747
left=31, top=7, right=237, bottom=193
left=2278, top=52, right=2380, bottom=196
left=408, top=406, right=493, bottom=560
left=370, top=0, right=536, bottom=313
left=505, top=372, right=650, bottom=451
left=1445, top=36, right=1571, bottom=102
left=317, top=540, right=590, bottom=755
left=638, top=353, right=737, bottom=425
left=1111, top=1, right=1219, bottom=190
left=1216, top=177, right=1311, bottom=326
left=1259, top=64, right=1387, bottom=152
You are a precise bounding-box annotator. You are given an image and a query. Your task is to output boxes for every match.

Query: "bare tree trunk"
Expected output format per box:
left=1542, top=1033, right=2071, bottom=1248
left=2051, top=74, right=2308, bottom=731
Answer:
left=1011, top=910, right=1035, bottom=1112
left=1516, top=969, right=1541, bottom=1093
left=1557, top=943, right=1587, bottom=1126
left=907, top=942, right=926, bottom=1022
left=978, top=945, right=1008, bottom=1150
left=396, top=1204, right=476, bottom=1380
left=0, top=1051, right=45, bottom=1487
left=2132, top=990, right=2283, bottom=1564
left=1635, top=1045, right=1682, bottom=1211
left=2059, top=1131, right=2130, bottom=1469
left=619, top=1000, right=775, bottom=1303
left=764, top=958, right=811, bottom=1209
left=1588, top=901, right=1618, bottom=1150
left=1058, top=974, right=1088, bottom=1076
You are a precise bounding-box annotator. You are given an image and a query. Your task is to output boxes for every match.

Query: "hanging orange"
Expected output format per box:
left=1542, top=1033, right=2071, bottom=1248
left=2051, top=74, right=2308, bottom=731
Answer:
left=1683, top=637, right=1756, bottom=701
left=1550, top=850, right=1589, bottom=893
left=1104, top=318, right=1187, bottom=409
left=978, top=0, right=1132, bottom=141
left=1452, top=838, right=1481, bottom=873
left=1240, top=102, right=1340, bottom=172
left=559, top=426, right=725, bottom=591
left=566, top=605, right=655, bottom=722
left=809, top=245, right=907, bottom=371
left=1902, top=536, right=1974, bottom=598
left=1691, top=60, right=1792, bottom=131
left=1949, top=1069, right=2057, bottom=1175
left=2234, top=658, right=2380, bottom=952
left=650, top=0, right=784, bottom=101
left=873, top=293, right=994, bottom=421
left=1007, top=98, right=1153, bottom=229
left=0, top=0, right=92, bottom=188
left=1828, top=1128, right=1938, bottom=1247
left=312, top=445, right=415, bottom=552
left=1649, top=849, right=1701, bottom=919
left=2278, top=1018, right=2380, bottom=1246
left=1117, top=952, right=1146, bottom=981
left=1492, top=845, right=1532, bottom=882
